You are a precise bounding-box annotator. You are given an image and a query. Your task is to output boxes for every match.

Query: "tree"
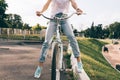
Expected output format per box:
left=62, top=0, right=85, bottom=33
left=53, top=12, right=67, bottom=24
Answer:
left=102, top=26, right=110, bottom=39
left=83, top=22, right=120, bottom=39
left=5, top=13, right=31, bottom=35
left=0, top=0, right=8, bottom=27
left=5, top=14, right=23, bottom=34
left=109, top=22, right=120, bottom=39
left=0, top=0, right=8, bottom=34
left=95, top=24, right=103, bottom=38
left=14, top=14, right=23, bottom=29
left=84, top=24, right=103, bottom=38
left=84, top=28, right=91, bottom=37
left=22, top=23, right=30, bottom=30
left=89, top=25, right=96, bottom=38
left=32, top=24, right=42, bottom=34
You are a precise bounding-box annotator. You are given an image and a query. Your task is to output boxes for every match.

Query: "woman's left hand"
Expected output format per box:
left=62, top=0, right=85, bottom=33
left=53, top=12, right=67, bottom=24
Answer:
left=76, top=8, right=83, bottom=15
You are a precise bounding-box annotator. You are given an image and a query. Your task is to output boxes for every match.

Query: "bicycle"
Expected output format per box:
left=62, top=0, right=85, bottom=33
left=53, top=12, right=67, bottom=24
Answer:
left=41, top=12, right=85, bottom=80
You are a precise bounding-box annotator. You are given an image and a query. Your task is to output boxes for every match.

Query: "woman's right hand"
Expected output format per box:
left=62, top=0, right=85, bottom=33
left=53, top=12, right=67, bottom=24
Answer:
left=36, top=11, right=42, bottom=16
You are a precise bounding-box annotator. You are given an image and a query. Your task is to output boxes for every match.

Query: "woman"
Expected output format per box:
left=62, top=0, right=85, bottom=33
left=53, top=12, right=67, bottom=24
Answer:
left=34, top=0, right=83, bottom=78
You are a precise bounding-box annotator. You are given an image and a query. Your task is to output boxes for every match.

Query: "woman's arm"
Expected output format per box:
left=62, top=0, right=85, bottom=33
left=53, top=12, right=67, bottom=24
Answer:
left=36, top=0, right=51, bottom=16
left=70, top=0, right=83, bottom=15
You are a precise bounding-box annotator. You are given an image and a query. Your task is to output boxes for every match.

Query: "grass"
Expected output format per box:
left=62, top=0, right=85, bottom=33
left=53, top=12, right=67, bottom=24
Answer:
left=98, top=39, right=112, bottom=44
left=77, top=38, right=120, bottom=80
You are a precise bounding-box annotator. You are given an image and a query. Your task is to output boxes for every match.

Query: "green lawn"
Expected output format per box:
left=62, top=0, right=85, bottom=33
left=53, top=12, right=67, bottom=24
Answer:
left=77, top=38, right=120, bottom=80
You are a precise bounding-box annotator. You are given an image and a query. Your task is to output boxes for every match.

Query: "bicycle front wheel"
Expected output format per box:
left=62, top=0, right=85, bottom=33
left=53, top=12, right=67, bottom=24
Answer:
left=51, top=42, right=63, bottom=80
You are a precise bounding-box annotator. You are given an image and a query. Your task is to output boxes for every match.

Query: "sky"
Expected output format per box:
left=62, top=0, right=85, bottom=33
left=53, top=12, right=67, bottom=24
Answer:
left=5, top=0, right=120, bottom=31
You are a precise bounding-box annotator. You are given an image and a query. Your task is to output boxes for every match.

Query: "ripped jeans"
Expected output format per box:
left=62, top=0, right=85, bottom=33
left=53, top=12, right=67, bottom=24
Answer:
left=39, top=13, right=80, bottom=62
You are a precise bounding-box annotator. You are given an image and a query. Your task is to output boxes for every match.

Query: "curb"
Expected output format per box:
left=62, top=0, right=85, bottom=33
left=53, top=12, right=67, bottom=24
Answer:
left=67, top=44, right=90, bottom=80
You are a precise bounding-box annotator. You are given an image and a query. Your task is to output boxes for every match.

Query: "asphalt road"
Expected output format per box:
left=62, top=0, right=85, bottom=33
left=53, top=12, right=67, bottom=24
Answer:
left=0, top=43, right=52, bottom=80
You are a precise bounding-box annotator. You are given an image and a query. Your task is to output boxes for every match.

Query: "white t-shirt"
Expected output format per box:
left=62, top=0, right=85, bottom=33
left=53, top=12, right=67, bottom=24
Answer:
left=51, top=0, right=70, bottom=16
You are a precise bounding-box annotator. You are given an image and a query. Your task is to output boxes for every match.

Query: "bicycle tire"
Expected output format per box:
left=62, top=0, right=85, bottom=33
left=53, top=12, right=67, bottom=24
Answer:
left=51, top=42, right=61, bottom=80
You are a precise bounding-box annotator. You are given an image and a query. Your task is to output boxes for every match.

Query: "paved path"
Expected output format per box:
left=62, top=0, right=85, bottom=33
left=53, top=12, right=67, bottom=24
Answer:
left=0, top=44, right=51, bottom=80
left=0, top=41, right=69, bottom=80
left=102, top=44, right=120, bottom=70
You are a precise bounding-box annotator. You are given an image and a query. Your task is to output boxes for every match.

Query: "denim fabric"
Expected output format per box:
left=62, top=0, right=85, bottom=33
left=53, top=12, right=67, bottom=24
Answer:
left=39, top=13, right=80, bottom=62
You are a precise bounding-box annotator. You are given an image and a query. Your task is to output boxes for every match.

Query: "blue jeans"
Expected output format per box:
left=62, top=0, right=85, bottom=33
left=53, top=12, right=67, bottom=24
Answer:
left=39, top=13, right=80, bottom=62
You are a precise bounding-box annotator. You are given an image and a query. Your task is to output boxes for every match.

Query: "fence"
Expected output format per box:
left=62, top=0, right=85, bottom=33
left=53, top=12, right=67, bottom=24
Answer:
left=0, top=28, right=46, bottom=41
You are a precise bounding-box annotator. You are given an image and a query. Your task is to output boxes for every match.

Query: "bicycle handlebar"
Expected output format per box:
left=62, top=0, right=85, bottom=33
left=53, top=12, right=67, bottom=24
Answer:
left=41, top=12, right=86, bottom=20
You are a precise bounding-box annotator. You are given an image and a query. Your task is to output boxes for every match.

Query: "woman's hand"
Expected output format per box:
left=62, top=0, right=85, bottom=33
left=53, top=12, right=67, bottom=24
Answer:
left=76, top=8, right=83, bottom=15
left=36, top=11, right=42, bottom=16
